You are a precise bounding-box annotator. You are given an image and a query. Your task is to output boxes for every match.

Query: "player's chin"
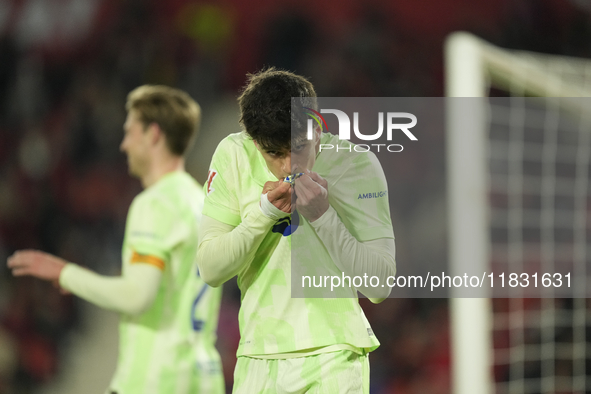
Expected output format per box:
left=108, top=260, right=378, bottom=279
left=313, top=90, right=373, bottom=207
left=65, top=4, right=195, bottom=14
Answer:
left=127, top=162, right=139, bottom=177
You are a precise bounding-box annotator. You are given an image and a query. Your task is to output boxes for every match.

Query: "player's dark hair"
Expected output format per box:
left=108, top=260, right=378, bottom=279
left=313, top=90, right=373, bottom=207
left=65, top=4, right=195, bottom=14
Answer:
left=126, top=85, right=201, bottom=156
left=238, top=68, right=317, bottom=152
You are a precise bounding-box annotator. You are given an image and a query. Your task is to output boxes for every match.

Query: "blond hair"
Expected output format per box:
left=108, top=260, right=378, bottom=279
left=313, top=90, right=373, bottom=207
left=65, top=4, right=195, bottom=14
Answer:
left=126, top=85, right=201, bottom=156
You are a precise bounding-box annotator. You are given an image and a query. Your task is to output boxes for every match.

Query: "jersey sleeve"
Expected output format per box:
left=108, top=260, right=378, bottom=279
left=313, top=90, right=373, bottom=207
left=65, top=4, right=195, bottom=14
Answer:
left=202, top=138, right=242, bottom=227
left=126, top=194, right=190, bottom=269
left=329, top=151, right=395, bottom=242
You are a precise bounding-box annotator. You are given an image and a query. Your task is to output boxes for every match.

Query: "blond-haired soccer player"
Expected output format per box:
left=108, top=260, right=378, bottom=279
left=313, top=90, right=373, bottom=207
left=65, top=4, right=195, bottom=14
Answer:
left=197, top=69, right=396, bottom=393
left=8, top=86, right=224, bottom=394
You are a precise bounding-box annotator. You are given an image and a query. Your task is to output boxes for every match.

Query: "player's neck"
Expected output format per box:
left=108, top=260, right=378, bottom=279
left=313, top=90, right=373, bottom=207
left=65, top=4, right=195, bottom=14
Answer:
left=140, top=156, right=185, bottom=189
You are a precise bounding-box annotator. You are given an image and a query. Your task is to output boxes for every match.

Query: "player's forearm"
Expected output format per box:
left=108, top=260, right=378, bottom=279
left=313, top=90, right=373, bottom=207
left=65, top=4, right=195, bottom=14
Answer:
left=59, top=263, right=161, bottom=315
left=197, top=209, right=276, bottom=287
left=310, top=206, right=396, bottom=301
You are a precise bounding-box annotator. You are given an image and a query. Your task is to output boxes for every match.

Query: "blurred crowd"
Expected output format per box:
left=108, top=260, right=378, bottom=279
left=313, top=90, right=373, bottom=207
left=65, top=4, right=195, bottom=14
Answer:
left=1, top=0, right=591, bottom=393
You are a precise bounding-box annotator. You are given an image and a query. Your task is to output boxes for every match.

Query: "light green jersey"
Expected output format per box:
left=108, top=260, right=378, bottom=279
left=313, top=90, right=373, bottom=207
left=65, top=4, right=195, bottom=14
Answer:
left=111, top=171, right=224, bottom=394
left=203, top=132, right=393, bottom=357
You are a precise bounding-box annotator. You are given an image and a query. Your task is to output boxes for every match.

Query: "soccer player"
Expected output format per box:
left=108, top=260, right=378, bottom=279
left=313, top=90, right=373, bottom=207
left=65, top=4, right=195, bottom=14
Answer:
left=197, top=69, right=396, bottom=393
left=7, top=86, right=224, bottom=394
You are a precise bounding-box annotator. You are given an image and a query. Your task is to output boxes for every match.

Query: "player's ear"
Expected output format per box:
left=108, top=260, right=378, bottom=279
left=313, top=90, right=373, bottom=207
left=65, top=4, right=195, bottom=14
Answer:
left=314, top=124, right=322, bottom=143
left=313, top=125, right=322, bottom=149
left=147, top=122, right=163, bottom=145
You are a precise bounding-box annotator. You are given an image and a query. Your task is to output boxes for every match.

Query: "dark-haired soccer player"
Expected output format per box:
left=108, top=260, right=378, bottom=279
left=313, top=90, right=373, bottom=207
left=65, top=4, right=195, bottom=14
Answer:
left=8, top=86, right=224, bottom=394
left=197, top=68, right=396, bottom=393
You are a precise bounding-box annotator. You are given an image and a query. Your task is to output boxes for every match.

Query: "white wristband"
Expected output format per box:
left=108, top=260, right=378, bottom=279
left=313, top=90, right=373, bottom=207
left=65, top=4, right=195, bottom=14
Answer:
left=260, top=192, right=291, bottom=220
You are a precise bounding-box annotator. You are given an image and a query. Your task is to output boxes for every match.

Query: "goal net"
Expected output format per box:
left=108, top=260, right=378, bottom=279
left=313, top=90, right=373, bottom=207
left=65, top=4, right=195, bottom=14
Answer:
left=445, top=32, right=591, bottom=394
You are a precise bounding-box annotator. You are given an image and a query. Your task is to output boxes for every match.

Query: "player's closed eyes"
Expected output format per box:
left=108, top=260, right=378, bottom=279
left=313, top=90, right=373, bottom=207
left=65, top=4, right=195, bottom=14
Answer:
left=267, top=150, right=288, bottom=158
left=266, top=146, right=305, bottom=157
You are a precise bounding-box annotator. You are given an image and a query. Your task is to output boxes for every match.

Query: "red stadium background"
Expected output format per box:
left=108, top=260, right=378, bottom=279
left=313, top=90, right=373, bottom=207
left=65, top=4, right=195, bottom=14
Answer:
left=1, top=0, right=590, bottom=393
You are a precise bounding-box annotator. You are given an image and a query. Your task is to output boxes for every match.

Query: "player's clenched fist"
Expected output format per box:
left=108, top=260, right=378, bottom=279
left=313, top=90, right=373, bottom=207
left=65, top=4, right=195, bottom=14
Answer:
left=263, top=180, right=294, bottom=213
left=294, top=171, right=329, bottom=222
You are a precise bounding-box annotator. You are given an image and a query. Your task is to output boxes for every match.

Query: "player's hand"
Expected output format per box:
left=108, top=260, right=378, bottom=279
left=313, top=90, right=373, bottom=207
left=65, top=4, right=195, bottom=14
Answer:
left=263, top=180, right=294, bottom=213
left=294, top=171, right=329, bottom=222
left=7, top=250, right=67, bottom=282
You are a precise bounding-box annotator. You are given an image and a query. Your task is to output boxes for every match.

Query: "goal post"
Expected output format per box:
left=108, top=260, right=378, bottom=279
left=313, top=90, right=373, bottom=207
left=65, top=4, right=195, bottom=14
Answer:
left=445, top=31, right=591, bottom=394
left=445, top=32, right=493, bottom=394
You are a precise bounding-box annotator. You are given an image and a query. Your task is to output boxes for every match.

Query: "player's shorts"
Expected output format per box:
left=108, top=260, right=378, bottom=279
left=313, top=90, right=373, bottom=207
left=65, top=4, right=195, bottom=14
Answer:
left=232, top=350, right=369, bottom=394
left=105, top=358, right=225, bottom=394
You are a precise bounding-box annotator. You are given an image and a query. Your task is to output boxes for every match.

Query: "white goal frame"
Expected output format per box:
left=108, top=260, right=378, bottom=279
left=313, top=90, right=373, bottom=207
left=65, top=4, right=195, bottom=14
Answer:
left=445, top=32, right=493, bottom=394
left=445, top=31, right=591, bottom=394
